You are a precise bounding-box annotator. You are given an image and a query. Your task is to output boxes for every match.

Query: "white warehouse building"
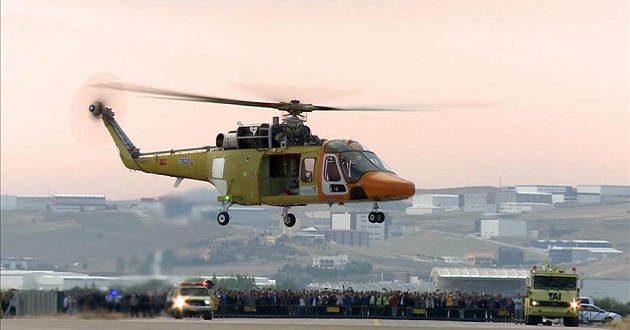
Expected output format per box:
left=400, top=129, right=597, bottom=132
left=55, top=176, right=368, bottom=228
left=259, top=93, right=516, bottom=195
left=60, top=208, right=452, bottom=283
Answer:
left=480, top=219, right=527, bottom=238
left=577, top=185, right=630, bottom=196
left=576, top=185, right=630, bottom=204
left=515, top=185, right=576, bottom=203
left=406, top=194, right=459, bottom=215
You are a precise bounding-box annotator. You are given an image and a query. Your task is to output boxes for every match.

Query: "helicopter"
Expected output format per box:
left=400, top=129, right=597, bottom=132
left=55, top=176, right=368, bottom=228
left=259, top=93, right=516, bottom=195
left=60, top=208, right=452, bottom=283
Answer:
left=88, top=83, right=416, bottom=228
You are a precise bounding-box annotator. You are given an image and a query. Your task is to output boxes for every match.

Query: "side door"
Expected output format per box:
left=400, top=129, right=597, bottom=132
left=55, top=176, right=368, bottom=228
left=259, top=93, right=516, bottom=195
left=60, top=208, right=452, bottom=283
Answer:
left=321, top=154, right=347, bottom=196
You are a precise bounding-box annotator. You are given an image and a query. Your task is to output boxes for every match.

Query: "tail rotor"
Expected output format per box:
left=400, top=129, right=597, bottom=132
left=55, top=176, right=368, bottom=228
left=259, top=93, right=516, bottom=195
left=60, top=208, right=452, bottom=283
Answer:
left=70, top=73, right=127, bottom=147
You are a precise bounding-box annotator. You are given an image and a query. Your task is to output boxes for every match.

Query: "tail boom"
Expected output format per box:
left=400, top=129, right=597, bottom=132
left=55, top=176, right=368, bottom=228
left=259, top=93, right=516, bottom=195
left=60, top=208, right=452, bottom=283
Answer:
left=93, top=102, right=210, bottom=182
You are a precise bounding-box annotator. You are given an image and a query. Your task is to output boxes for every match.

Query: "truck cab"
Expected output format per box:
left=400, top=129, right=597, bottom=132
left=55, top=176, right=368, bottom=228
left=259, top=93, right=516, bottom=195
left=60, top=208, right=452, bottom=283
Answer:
left=524, top=264, right=580, bottom=327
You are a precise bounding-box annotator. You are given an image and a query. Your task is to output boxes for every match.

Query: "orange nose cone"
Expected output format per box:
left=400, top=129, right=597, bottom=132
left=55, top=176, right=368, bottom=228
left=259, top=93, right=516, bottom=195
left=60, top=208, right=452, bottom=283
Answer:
left=361, top=172, right=416, bottom=201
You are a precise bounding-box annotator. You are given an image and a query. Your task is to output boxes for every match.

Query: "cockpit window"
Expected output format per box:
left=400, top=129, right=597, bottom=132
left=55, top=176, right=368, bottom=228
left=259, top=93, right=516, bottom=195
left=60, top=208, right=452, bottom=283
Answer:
left=364, top=151, right=393, bottom=172
left=340, top=151, right=379, bottom=183
left=347, top=141, right=393, bottom=172
left=324, top=140, right=352, bottom=153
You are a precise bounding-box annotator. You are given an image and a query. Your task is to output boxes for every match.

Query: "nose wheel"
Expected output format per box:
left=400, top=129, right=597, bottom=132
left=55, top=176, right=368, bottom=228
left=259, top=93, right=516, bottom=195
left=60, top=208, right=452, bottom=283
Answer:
left=282, top=206, right=296, bottom=228
left=368, top=203, right=385, bottom=223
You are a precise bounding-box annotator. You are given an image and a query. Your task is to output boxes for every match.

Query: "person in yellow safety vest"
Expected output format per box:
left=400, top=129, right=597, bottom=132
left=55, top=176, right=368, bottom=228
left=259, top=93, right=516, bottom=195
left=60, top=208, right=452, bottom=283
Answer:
left=375, top=294, right=383, bottom=316
left=445, top=293, right=454, bottom=318
left=213, top=294, right=220, bottom=312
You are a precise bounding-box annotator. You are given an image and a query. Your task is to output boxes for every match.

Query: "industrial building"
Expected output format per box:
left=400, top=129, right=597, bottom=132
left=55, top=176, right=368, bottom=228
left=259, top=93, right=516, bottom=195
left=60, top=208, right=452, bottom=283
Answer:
left=331, top=212, right=388, bottom=241
left=437, top=253, right=494, bottom=266
left=576, top=185, right=630, bottom=203
left=531, top=239, right=613, bottom=249
left=530, top=240, right=623, bottom=263
left=461, top=193, right=488, bottom=212
left=479, top=219, right=527, bottom=238
left=312, top=255, right=348, bottom=269
left=356, top=213, right=387, bottom=241
left=496, top=188, right=555, bottom=214
left=320, top=229, right=369, bottom=247
left=577, top=185, right=630, bottom=196
left=496, top=247, right=525, bottom=266
left=531, top=239, right=623, bottom=263
left=295, top=226, right=373, bottom=248
left=498, top=202, right=555, bottom=213
left=51, top=194, right=107, bottom=211
left=515, top=185, right=577, bottom=203
left=549, top=247, right=623, bottom=264
left=406, top=194, right=459, bottom=215
left=2, top=194, right=109, bottom=211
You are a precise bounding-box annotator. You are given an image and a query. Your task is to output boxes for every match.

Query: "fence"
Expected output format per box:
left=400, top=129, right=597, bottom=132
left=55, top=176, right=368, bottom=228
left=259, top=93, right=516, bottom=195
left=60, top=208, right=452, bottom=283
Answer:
left=2, top=290, right=59, bottom=317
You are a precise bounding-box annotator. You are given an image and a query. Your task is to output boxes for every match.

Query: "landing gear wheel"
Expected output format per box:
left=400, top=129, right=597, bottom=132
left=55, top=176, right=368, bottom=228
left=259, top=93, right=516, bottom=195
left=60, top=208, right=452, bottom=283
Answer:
left=284, top=213, right=296, bottom=227
left=217, top=212, right=230, bottom=226
left=368, top=212, right=378, bottom=223
left=376, top=212, right=385, bottom=223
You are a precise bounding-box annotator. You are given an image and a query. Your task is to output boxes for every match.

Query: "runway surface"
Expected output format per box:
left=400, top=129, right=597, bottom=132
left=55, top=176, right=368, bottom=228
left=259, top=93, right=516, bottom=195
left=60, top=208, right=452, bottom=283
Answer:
left=0, top=317, right=608, bottom=330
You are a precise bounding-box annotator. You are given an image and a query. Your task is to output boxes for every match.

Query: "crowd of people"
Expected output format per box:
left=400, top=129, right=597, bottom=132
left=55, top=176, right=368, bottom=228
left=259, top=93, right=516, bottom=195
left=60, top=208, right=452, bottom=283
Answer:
left=214, top=289, right=522, bottom=321
left=3, top=287, right=524, bottom=322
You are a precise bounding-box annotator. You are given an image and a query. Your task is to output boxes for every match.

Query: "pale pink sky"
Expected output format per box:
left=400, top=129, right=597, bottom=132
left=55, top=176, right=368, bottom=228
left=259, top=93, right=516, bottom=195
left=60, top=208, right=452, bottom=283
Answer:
left=1, top=0, right=628, bottom=200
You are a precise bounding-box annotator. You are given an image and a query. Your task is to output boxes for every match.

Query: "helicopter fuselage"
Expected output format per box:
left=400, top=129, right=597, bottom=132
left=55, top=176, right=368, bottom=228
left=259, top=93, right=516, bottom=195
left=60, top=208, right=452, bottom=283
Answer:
left=93, top=101, right=415, bottom=227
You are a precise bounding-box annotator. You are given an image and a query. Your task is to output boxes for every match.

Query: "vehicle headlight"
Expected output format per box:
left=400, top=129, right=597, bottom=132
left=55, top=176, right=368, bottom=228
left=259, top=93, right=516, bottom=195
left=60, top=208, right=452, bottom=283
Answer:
left=205, top=300, right=211, bottom=305
left=174, top=296, right=185, bottom=309
left=570, top=301, right=579, bottom=309
left=531, top=300, right=539, bottom=306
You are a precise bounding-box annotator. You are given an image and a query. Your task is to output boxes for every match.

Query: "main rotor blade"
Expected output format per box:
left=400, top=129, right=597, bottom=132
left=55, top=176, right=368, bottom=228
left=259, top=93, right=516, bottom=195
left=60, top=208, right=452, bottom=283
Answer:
left=314, top=106, right=432, bottom=112
left=91, top=82, right=282, bottom=110
left=91, top=82, right=492, bottom=113
left=321, top=100, right=499, bottom=112
left=91, top=82, right=366, bottom=113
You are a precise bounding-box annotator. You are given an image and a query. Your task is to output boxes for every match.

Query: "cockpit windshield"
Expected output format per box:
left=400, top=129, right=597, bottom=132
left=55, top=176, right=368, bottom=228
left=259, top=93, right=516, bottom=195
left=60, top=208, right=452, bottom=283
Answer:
left=348, top=141, right=393, bottom=172
left=364, top=151, right=393, bottom=172
left=339, top=151, right=379, bottom=183
left=327, top=140, right=394, bottom=182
